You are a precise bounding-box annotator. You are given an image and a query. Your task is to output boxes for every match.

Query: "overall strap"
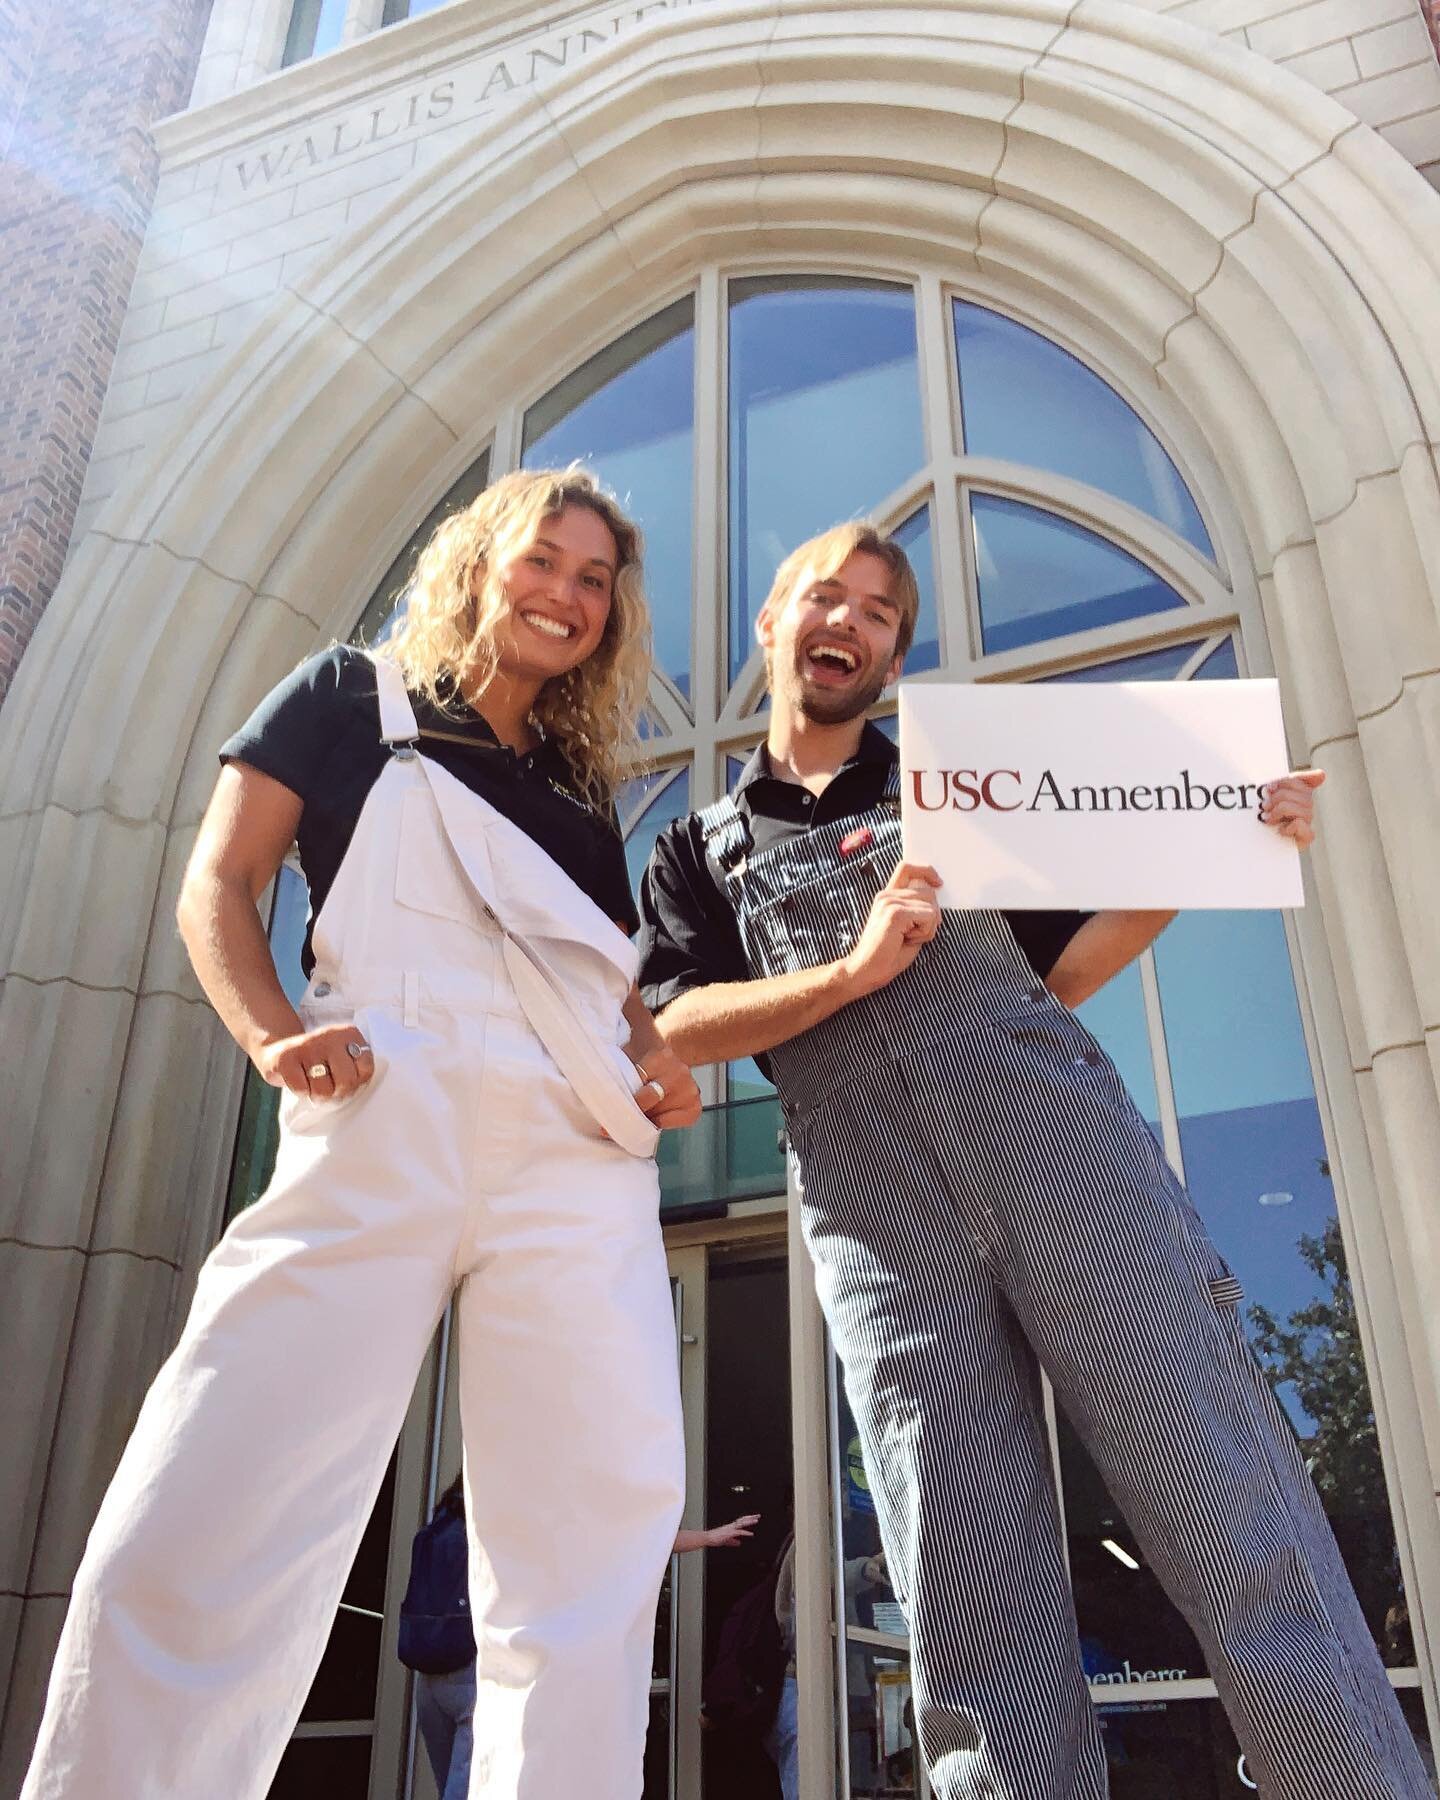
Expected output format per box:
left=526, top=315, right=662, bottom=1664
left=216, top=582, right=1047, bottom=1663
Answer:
left=369, top=651, right=421, bottom=747
left=697, top=794, right=752, bottom=878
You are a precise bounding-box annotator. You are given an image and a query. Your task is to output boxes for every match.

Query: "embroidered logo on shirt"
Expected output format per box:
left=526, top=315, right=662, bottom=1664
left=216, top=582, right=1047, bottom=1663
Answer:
left=839, top=827, right=874, bottom=856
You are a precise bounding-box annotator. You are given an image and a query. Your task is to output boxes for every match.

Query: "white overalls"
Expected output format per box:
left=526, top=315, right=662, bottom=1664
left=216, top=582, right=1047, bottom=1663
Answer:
left=23, top=656, right=685, bottom=1800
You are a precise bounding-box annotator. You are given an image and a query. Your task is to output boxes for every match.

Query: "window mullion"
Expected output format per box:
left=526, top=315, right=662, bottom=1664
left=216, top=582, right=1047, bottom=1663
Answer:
left=489, top=402, right=522, bottom=479
left=691, top=269, right=725, bottom=806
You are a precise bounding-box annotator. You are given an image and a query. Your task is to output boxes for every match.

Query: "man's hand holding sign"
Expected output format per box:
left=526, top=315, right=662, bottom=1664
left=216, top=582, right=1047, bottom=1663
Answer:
left=884, top=680, right=1322, bottom=1008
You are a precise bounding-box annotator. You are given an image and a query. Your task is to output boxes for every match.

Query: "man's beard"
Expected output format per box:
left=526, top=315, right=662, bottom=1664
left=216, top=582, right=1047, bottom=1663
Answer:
left=791, top=659, right=890, bottom=725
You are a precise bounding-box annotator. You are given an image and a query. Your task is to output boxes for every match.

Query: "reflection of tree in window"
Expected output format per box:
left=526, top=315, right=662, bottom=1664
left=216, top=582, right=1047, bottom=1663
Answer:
left=1250, top=1216, right=1414, bottom=1664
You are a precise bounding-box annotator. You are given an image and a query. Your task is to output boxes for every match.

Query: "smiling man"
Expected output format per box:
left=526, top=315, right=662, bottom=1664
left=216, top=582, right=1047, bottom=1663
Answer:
left=636, top=522, right=1425, bottom=1800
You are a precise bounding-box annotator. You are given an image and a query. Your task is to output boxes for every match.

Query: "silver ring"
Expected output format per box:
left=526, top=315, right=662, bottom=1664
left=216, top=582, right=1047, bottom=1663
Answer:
left=307, top=1062, right=330, bottom=1081
left=346, top=1041, right=371, bottom=1060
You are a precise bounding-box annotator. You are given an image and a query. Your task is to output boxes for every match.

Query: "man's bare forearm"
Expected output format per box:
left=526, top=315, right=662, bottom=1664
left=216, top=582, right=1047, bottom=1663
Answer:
left=1046, top=908, right=1177, bottom=1009
left=656, top=959, right=861, bottom=1067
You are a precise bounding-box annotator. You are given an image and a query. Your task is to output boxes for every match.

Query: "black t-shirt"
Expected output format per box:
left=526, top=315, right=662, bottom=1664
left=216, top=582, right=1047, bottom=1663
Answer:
left=638, top=722, right=1091, bottom=1013
left=221, top=645, right=638, bottom=974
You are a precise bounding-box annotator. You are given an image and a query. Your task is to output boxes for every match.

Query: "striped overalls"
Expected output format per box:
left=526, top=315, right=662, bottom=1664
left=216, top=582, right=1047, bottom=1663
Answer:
left=701, top=768, right=1429, bottom=1800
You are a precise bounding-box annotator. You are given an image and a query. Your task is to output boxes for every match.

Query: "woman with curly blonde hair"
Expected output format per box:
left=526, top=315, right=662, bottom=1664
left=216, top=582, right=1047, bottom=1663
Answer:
left=22, top=468, right=699, bottom=1800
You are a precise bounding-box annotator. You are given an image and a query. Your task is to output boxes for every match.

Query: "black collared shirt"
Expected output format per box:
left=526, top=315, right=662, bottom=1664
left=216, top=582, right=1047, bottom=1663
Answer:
left=637, top=721, right=1091, bottom=1013
left=221, top=645, right=637, bottom=974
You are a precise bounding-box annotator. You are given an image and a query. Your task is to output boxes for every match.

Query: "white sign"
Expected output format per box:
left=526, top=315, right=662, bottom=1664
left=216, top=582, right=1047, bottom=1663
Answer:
left=898, top=680, right=1304, bottom=910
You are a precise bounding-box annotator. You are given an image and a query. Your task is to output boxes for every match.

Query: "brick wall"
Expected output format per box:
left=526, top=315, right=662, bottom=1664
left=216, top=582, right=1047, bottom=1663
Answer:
left=0, top=0, right=214, bottom=702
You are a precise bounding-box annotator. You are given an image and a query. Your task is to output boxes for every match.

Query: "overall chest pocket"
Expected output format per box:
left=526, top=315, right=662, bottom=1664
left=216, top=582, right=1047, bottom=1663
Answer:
left=741, top=855, right=886, bottom=977
left=393, top=787, right=483, bottom=927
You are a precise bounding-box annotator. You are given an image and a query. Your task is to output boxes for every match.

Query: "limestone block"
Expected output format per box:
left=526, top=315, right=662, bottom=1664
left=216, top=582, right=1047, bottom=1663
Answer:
left=1261, top=546, right=1357, bottom=752
left=178, top=184, right=298, bottom=259
left=6, top=810, right=167, bottom=994
left=1354, top=679, right=1440, bottom=1023
left=109, top=313, right=217, bottom=382
left=1307, top=732, right=1427, bottom=1060
left=319, top=116, right=601, bottom=380
left=144, top=346, right=224, bottom=409
left=0, top=980, right=138, bottom=1247
left=25, top=1253, right=186, bottom=1595
left=225, top=201, right=351, bottom=279
left=1283, top=143, right=1440, bottom=445
left=1355, top=16, right=1436, bottom=82
left=0, top=1598, right=68, bottom=1799
left=258, top=390, right=459, bottom=623
left=1190, top=245, right=1368, bottom=527
left=292, top=138, right=420, bottom=222
left=0, top=1246, right=86, bottom=1594
left=1335, top=61, right=1440, bottom=135
left=1381, top=109, right=1440, bottom=171
left=146, top=311, right=405, bottom=583
left=976, top=196, right=1194, bottom=367
left=43, top=555, right=252, bottom=824
left=129, top=247, right=232, bottom=311
left=1314, top=470, right=1440, bottom=721
left=168, top=592, right=326, bottom=833
left=163, top=255, right=288, bottom=332
left=1059, top=0, right=1351, bottom=186
left=1157, top=312, right=1316, bottom=566
left=1247, top=0, right=1416, bottom=63
left=89, top=992, right=244, bottom=1264
left=1279, top=39, right=1360, bottom=94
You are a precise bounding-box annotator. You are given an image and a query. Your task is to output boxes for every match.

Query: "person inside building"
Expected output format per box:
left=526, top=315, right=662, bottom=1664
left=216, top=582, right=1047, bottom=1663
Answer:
left=401, top=1467, right=759, bottom=1800
left=21, top=468, right=701, bottom=1800
left=636, top=521, right=1430, bottom=1799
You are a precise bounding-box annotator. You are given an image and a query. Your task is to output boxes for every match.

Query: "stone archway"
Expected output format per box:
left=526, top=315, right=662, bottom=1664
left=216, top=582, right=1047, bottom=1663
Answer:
left=4, top=0, right=1440, bottom=1765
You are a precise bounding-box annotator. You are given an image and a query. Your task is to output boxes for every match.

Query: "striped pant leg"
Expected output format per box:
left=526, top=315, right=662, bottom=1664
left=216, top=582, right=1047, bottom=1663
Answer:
left=795, top=1097, right=1109, bottom=1800
left=981, top=1098, right=1431, bottom=1799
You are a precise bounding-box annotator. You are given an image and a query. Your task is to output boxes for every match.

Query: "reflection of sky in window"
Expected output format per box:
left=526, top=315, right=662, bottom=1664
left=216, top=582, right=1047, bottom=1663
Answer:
left=1156, top=909, right=1332, bottom=1432
left=1043, top=640, right=1201, bottom=683
left=729, top=279, right=923, bottom=684
left=972, top=494, right=1188, bottom=654
left=892, top=507, right=939, bottom=674
left=1075, top=961, right=1159, bottom=1129
left=351, top=452, right=491, bottom=646
left=523, top=300, right=695, bottom=697
left=270, top=864, right=310, bottom=1005
left=954, top=301, right=1212, bottom=558
left=1192, top=637, right=1238, bottom=680
left=619, top=766, right=689, bottom=897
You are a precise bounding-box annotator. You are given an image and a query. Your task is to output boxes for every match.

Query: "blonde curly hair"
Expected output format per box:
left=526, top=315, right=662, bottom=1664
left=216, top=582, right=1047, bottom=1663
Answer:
left=377, top=467, right=651, bottom=807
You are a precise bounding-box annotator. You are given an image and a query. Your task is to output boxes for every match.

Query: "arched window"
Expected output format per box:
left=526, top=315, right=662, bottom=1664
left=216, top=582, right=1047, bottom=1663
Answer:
left=228, top=272, right=1421, bottom=1784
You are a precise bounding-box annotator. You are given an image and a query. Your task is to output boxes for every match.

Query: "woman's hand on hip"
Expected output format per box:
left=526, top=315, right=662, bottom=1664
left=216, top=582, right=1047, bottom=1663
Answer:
left=256, top=1022, right=376, bottom=1102
left=631, top=1042, right=703, bottom=1130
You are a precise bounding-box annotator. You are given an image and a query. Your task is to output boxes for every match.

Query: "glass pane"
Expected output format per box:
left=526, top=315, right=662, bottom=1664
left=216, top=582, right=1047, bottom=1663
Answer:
left=972, top=494, right=1189, bottom=655
left=282, top=0, right=348, bottom=65
left=953, top=301, right=1212, bottom=557
left=266, top=1734, right=372, bottom=1798
left=1044, top=641, right=1202, bottom=684
left=846, top=1643, right=921, bottom=1798
left=892, top=506, right=939, bottom=675
left=1094, top=1691, right=1434, bottom=1797
left=225, top=865, right=309, bottom=1224
left=1074, top=960, right=1159, bottom=1130
left=523, top=299, right=695, bottom=697
left=620, top=767, right=689, bottom=897
left=642, top=1692, right=672, bottom=1800
left=352, top=450, right=491, bottom=645
left=1193, top=637, right=1239, bottom=680
left=729, top=278, right=923, bottom=684
left=299, top=1458, right=395, bottom=1723
left=1153, top=910, right=1410, bottom=1659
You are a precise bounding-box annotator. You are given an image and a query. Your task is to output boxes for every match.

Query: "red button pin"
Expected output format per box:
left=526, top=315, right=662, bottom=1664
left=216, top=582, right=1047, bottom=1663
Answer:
left=839, top=826, right=874, bottom=856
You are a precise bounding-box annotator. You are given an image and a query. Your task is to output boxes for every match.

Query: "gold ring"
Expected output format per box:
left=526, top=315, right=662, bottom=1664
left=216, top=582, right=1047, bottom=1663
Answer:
left=307, top=1062, right=330, bottom=1080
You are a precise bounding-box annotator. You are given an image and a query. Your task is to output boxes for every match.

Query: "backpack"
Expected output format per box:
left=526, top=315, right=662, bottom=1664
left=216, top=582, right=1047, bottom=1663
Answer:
left=701, top=1557, right=787, bottom=1733
left=397, top=1498, right=476, bottom=1675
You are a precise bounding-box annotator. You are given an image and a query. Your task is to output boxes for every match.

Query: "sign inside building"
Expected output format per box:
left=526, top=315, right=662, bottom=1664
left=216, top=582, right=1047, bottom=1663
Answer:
left=898, top=679, right=1304, bottom=910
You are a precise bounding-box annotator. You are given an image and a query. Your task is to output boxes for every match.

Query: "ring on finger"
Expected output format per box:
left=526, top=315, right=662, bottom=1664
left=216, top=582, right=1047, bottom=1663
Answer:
left=307, top=1062, right=330, bottom=1081
left=345, top=1041, right=371, bottom=1060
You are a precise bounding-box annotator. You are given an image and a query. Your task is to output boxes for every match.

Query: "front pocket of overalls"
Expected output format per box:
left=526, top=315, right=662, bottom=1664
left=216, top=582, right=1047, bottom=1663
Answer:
left=394, top=787, right=477, bottom=926
left=280, top=1005, right=390, bottom=1136
left=744, top=861, right=880, bottom=976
